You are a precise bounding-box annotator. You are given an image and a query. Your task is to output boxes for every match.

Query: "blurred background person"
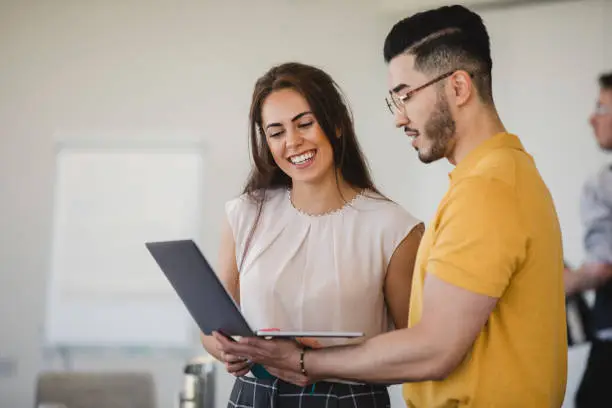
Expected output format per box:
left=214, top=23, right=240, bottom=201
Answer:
left=565, top=72, right=612, bottom=408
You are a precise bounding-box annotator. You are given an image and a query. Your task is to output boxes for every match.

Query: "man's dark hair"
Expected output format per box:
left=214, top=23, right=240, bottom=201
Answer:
left=383, top=5, right=493, bottom=103
left=599, top=72, right=612, bottom=90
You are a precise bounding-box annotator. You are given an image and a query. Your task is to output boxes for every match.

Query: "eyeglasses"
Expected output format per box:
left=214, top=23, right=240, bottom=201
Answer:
left=385, top=71, right=456, bottom=115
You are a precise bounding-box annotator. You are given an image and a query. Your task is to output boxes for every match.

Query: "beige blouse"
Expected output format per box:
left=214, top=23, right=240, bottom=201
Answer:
left=225, top=187, right=421, bottom=348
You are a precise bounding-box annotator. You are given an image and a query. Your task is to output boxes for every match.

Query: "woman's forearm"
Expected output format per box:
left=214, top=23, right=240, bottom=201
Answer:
left=200, top=332, right=224, bottom=361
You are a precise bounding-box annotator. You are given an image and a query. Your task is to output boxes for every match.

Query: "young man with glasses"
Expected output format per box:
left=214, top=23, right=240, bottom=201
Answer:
left=215, top=5, right=568, bottom=407
left=565, top=72, right=612, bottom=408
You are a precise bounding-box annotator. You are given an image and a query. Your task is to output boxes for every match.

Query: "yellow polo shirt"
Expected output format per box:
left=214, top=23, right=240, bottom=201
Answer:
left=403, top=133, right=567, bottom=408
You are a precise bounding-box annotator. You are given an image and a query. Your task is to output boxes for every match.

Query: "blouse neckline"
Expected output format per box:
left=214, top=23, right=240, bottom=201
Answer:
left=286, top=188, right=367, bottom=218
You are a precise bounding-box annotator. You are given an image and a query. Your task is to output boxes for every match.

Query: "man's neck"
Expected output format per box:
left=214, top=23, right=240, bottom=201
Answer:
left=448, top=107, right=506, bottom=166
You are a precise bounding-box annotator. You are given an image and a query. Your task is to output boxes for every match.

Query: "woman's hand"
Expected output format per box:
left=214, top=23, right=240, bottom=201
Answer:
left=220, top=350, right=252, bottom=377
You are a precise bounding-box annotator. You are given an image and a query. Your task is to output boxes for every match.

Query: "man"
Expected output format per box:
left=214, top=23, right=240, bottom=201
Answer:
left=215, top=5, right=568, bottom=407
left=565, top=72, right=612, bottom=408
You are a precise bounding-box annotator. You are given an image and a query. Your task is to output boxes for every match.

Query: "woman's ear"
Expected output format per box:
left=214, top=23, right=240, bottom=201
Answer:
left=336, top=128, right=341, bottom=138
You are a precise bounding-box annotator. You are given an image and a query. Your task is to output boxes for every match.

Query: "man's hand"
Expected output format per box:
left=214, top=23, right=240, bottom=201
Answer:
left=263, top=365, right=310, bottom=387
left=212, top=332, right=311, bottom=386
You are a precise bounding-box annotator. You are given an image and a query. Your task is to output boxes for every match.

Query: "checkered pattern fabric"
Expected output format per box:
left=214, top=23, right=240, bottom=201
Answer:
left=228, top=376, right=390, bottom=408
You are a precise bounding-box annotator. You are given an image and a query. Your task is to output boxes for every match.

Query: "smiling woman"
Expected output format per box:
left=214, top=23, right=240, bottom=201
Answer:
left=199, top=62, right=424, bottom=408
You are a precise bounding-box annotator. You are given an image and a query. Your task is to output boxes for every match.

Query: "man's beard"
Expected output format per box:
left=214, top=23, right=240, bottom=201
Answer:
left=418, top=93, right=456, bottom=164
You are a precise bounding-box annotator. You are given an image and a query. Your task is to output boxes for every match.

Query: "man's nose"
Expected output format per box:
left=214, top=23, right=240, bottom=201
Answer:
left=394, top=109, right=409, bottom=128
left=589, top=114, right=597, bottom=130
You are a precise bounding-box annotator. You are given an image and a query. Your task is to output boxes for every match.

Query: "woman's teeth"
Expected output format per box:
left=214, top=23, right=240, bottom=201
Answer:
left=289, top=150, right=315, bottom=164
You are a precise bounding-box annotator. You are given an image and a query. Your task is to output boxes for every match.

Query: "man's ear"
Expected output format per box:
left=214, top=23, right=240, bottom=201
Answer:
left=450, top=70, right=473, bottom=106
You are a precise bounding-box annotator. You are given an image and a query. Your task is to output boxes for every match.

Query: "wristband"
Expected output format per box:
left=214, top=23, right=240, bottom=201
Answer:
left=299, top=347, right=308, bottom=376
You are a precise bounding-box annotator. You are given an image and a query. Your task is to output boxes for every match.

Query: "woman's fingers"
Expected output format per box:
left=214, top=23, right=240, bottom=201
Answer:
left=230, top=364, right=252, bottom=378
left=225, top=354, right=252, bottom=376
left=226, top=359, right=250, bottom=370
left=224, top=353, right=247, bottom=364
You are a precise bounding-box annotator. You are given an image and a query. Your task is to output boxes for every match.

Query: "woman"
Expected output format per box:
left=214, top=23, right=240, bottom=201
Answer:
left=201, top=62, right=423, bottom=407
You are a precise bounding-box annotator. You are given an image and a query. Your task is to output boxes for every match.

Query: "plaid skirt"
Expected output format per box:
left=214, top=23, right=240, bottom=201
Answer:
left=228, top=375, right=390, bottom=408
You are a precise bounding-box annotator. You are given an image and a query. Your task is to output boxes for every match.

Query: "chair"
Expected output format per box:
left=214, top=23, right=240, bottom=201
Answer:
left=35, top=371, right=157, bottom=408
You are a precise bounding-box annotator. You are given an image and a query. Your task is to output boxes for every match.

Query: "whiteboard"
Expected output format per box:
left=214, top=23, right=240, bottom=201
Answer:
left=45, top=145, right=204, bottom=348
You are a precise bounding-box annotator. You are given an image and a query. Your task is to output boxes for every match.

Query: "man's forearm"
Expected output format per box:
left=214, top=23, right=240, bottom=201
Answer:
left=565, top=263, right=612, bottom=295
left=565, top=269, right=586, bottom=295
left=305, top=326, right=446, bottom=384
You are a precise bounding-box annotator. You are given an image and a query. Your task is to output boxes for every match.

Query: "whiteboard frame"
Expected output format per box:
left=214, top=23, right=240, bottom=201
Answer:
left=43, top=131, right=207, bottom=350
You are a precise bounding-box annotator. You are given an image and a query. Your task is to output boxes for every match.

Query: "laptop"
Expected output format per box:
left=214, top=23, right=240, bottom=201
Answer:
left=145, top=239, right=364, bottom=339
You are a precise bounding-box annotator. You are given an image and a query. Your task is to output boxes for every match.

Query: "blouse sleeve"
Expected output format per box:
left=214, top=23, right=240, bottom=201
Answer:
left=380, top=201, right=422, bottom=271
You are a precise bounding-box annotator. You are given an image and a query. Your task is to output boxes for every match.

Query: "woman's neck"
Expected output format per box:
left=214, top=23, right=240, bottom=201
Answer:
left=290, top=171, right=358, bottom=216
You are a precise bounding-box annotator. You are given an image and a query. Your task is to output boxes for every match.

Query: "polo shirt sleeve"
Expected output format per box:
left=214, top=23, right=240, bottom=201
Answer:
left=427, top=176, right=528, bottom=298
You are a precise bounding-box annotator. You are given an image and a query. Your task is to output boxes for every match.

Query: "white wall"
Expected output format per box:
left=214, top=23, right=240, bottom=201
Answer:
left=1, top=0, right=610, bottom=407
left=380, top=0, right=526, bottom=13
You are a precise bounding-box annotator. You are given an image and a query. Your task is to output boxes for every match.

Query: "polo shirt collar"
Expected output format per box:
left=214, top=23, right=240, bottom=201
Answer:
left=449, top=132, right=524, bottom=181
